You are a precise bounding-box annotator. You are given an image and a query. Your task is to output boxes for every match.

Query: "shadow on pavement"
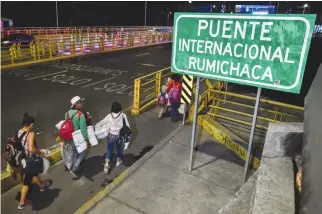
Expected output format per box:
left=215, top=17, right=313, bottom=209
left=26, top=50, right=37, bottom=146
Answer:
left=194, top=140, right=245, bottom=168
left=14, top=183, right=61, bottom=211
left=81, top=154, right=106, bottom=182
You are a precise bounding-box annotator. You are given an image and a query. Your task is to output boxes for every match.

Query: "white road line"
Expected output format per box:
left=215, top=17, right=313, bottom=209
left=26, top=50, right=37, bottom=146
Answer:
left=25, top=70, right=68, bottom=81
left=139, top=63, right=157, bottom=67
left=135, top=53, right=150, bottom=57
left=81, top=77, right=115, bottom=88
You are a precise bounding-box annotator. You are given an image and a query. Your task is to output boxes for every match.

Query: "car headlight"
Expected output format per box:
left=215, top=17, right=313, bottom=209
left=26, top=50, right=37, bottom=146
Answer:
left=3, top=41, right=9, bottom=44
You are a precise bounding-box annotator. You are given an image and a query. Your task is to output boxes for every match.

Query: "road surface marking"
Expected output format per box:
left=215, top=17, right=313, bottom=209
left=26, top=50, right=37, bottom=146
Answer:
left=139, top=63, right=157, bottom=67
left=25, top=70, right=68, bottom=80
left=81, top=77, right=116, bottom=88
left=136, top=53, right=149, bottom=57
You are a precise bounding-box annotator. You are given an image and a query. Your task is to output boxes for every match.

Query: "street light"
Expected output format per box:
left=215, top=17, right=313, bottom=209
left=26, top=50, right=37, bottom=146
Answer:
left=189, top=1, right=192, bottom=3
left=303, top=3, right=309, bottom=14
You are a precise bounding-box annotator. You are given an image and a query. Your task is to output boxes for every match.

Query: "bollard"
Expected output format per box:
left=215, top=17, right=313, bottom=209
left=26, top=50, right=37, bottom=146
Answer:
left=17, top=42, right=22, bottom=58
left=9, top=46, right=15, bottom=64
left=152, top=34, right=156, bottom=43
left=36, top=42, right=41, bottom=60
left=130, top=35, right=134, bottom=46
left=100, top=37, right=104, bottom=51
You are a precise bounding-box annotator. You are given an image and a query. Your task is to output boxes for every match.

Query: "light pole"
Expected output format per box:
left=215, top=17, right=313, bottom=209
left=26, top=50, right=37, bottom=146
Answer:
left=56, top=1, right=59, bottom=28
left=303, top=3, right=309, bottom=14
left=144, top=1, right=147, bottom=26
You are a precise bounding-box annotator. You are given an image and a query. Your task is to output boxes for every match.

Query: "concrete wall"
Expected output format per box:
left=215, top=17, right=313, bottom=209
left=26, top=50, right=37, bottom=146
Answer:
left=301, top=63, right=322, bottom=214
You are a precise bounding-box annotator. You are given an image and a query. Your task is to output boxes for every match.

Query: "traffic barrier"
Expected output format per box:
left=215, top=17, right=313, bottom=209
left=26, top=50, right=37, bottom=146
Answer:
left=1, top=26, right=173, bottom=37
left=1, top=31, right=172, bottom=69
left=131, top=67, right=171, bottom=115
left=130, top=68, right=219, bottom=116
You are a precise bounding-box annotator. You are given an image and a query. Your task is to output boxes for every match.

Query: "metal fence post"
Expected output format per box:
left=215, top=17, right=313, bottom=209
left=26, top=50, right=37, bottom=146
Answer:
left=131, top=79, right=141, bottom=115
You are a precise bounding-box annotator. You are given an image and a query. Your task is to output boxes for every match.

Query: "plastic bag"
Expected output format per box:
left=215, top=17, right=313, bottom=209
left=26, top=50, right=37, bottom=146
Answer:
left=87, top=125, right=98, bottom=146
left=55, top=120, right=64, bottom=130
left=41, top=157, right=50, bottom=174
left=95, top=123, right=109, bottom=140
left=72, top=130, right=87, bottom=154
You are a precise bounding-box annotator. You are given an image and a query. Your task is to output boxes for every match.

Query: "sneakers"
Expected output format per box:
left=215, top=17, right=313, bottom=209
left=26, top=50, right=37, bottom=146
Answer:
left=116, top=158, right=122, bottom=167
left=40, top=180, right=51, bottom=192
left=104, top=161, right=110, bottom=174
left=18, top=200, right=32, bottom=210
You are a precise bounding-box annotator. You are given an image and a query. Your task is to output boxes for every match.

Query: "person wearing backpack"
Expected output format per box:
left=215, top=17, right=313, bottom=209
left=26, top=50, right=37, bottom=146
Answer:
left=16, top=113, right=51, bottom=210
left=96, top=101, right=131, bottom=174
left=59, top=96, right=90, bottom=179
left=166, top=74, right=182, bottom=122
left=157, top=85, right=169, bottom=119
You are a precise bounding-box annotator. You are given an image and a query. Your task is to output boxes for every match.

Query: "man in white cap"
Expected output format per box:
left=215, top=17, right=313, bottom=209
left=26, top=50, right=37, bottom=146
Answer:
left=62, top=96, right=90, bottom=179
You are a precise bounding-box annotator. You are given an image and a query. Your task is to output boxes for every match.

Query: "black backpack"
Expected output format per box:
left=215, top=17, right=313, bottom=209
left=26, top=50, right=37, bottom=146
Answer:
left=118, top=114, right=132, bottom=143
left=5, top=131, right=27, bottom=168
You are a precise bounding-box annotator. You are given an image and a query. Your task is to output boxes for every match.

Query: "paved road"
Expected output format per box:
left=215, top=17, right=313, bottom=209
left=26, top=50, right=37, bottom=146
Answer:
left=1, top=44, right=172, bottom=170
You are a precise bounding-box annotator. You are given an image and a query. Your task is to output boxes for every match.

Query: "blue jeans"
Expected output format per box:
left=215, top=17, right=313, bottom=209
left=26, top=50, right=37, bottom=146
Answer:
left=106, top=134, right=122, bottom=161
left=171, top=102, right=181, bottom=121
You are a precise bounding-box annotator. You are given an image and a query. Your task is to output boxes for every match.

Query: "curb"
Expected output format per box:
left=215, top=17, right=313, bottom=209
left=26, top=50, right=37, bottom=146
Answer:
left=74, top=125, right=184, bottom=214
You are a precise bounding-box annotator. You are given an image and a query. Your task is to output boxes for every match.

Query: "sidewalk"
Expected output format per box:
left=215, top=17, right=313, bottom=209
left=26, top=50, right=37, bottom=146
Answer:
left=88, top=125, right=246, bottom=214
left=1, top=108, right=179, bottom=214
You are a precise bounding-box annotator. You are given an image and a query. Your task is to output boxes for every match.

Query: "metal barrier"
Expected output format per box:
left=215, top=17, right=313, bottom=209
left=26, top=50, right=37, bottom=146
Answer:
left=130, top=68, right=222, bottom=116
left=197, top=89, right=304, bottom=130
left=1, top=26, right=173, bottom=37
left=1, top=31, right=172, bottom=69
left=131, top=67, right=172, bottom=115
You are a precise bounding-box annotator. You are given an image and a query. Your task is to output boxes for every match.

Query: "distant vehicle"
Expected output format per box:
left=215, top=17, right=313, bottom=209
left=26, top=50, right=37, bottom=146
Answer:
left=1, top=34, right=35, bottom=48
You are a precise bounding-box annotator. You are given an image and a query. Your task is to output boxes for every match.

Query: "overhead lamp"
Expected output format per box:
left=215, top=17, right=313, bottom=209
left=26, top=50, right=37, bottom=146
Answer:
left=303, top=3, right=309, bottom=8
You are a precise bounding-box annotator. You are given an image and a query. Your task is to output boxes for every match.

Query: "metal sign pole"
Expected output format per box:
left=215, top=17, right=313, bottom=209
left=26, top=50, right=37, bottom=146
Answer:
left=243, top=87, right=262, bottom=183
left=189, top=77, right=200, bottom=172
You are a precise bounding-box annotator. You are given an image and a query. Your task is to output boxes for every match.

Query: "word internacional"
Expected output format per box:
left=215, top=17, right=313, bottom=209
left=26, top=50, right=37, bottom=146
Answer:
left=171, top=13, right=316, bottom=93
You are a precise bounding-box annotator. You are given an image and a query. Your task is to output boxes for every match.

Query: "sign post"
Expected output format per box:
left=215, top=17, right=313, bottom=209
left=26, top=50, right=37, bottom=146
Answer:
left=243, top=87, right=261, bottom=183
left=171, top=13, right=316, bottom=173
left=189, top=77, right=200, bottom=171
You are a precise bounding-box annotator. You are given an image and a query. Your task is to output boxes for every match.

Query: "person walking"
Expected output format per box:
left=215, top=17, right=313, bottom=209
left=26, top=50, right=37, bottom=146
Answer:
left=96, top=101, right=130, bottom=174
left=166, top=74, right=182, bottom=122
left=17, top=113, right=51, bottom=210
left=62, top=96, right=90, bottom=179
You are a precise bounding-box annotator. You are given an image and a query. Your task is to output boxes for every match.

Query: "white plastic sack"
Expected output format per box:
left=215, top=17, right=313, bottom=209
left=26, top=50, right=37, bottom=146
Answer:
left=55, top=120, right=64, bottom=130
left=124, top=141, right=130, bottom=151
left=87, top=125, right=98, bottom=146
left=178, top=104, right=185, bottom=114
left=72, top=130, right=87, bottom=154
left=41, top=157, right=50, bottom=174
left=94, top=123, right=109, bottom=140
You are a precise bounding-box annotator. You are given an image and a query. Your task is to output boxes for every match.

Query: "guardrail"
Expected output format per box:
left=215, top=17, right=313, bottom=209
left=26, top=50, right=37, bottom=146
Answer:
left=131, top=67, right=172, bottom=115
left=130, top=68, right=221, bottom=116
left=1, top=26, right=173, bottom=37
left=198, top=89, right=304, bottom=130
left=1, top=31, right=172, bottom=69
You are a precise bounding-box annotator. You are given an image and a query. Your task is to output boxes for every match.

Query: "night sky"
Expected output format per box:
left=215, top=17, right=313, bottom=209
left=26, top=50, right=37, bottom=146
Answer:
left=1, top=1, right=322, bottom=27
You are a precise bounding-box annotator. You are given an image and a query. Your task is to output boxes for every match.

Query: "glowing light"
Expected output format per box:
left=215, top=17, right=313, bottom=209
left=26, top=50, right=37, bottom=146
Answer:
left=252, top=11, right=269, bottom=15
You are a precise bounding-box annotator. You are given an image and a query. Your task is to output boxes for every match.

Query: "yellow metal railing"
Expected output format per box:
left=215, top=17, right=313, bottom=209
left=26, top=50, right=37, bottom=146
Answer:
left=131, top=68, right=220, bottom=116
left=131, top=67, right=172, bottom=115
left=197, top=89, right=304, bottom=130
left=1, top=26, right=173, bottom=37
left=1, top=32, right=172, bottom=69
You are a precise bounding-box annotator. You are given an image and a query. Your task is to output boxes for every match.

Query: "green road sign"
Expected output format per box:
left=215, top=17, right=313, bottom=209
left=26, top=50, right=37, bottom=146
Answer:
left=171, top=13, right=316, bottom=93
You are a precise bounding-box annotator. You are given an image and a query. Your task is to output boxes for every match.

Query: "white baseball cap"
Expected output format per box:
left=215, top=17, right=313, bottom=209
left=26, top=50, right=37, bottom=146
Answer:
left=70, top=96, right=85, bottom=108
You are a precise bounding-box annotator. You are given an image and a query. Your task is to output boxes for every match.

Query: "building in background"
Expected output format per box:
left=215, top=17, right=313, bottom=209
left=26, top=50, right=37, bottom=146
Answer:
left=1, top=17, right=14, bottom=28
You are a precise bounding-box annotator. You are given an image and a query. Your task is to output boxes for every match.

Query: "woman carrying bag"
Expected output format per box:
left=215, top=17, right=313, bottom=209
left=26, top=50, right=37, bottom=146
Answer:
left=96, top=101, right=131, bottom=174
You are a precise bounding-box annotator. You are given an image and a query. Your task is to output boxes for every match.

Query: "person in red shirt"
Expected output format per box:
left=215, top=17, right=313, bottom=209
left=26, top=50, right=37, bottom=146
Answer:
left=166, top=74, right=182, bottom=122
